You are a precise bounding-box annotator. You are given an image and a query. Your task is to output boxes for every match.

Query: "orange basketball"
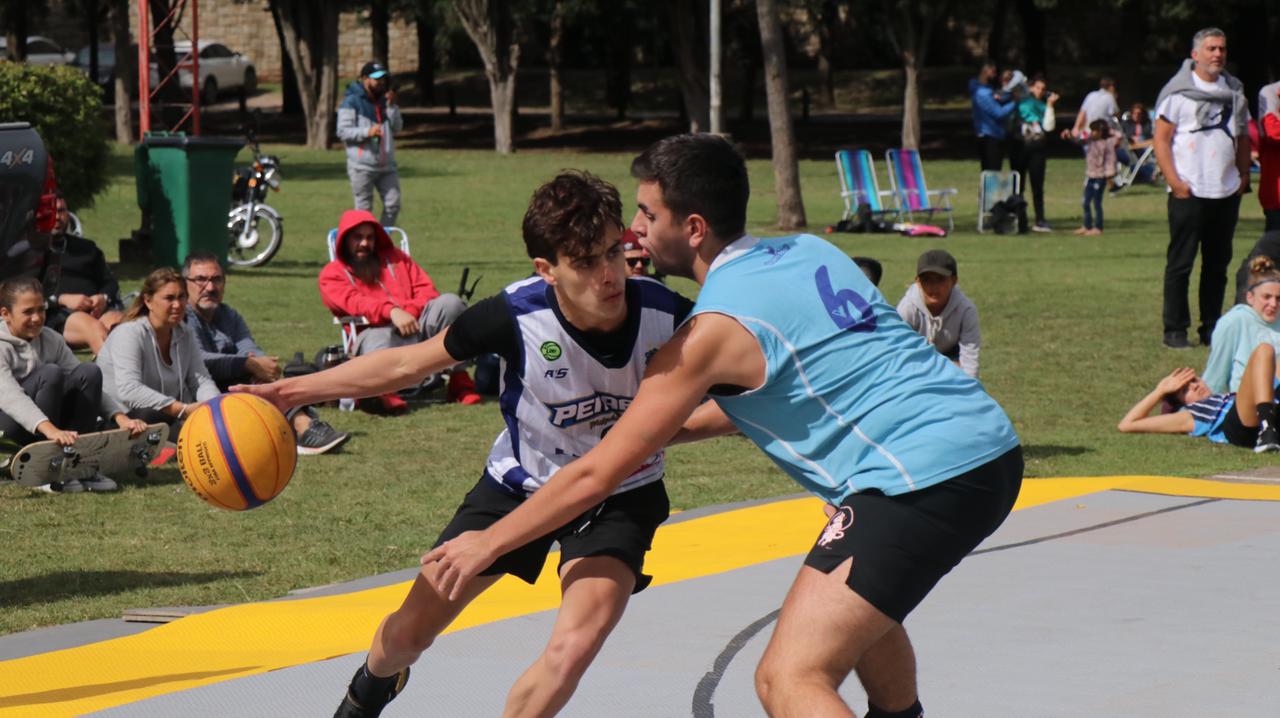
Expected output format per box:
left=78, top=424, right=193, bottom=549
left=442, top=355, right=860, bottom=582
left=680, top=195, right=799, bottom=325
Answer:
left=177, top=393, right=297, bottom=510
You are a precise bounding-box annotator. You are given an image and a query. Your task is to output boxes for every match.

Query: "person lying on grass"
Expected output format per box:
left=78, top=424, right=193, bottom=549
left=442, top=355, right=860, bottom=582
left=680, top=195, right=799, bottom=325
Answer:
left=1118, top=342, right=1280, bottom=453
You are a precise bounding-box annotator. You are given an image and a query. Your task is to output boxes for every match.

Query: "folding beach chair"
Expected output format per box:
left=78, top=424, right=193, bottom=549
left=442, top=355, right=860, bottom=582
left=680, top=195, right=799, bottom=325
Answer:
left=884, top=148, right=957, bottom=231
left=835, top=149, right=900, bottom=225
left=977, top=170, right=1021, bottom=233
left=325, top=225, right=411, bottom=359
left=325, top=225, right=429, bottom=409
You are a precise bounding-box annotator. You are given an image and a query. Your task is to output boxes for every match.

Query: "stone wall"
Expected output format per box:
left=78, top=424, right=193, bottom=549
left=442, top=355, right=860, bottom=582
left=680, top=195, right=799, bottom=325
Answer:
left=40, top=0, right=420, bottom=83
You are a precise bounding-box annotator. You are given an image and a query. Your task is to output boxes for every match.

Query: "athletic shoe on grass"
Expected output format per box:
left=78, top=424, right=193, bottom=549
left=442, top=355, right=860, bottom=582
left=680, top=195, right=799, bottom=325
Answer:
left=297, top=420, right=350, bottom=455
left=1255, top=426, right=1280, bottom=453
left=81, top=473, right=119, bottom=492
left=447, top=369, right=483, bottom=405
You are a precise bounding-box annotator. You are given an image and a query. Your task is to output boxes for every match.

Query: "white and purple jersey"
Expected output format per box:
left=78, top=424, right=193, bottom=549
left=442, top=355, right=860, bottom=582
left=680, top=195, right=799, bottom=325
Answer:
left=444, top=276, right=692, bottom=496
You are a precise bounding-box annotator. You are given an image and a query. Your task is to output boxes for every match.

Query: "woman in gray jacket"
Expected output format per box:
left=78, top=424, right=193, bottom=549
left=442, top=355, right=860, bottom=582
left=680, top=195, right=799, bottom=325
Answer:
left=97, top=268, right=220, bottom=431
left=1, top=277, right=146, bottom=492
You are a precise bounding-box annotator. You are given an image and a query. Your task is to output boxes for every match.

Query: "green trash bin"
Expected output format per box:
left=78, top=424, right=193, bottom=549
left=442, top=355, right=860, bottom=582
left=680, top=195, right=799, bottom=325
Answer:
left=134, top=133, right=243, bottom=267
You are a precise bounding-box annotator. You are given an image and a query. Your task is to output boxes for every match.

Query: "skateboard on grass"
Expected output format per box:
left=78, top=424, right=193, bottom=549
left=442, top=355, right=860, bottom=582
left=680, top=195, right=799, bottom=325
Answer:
left=6, top=423, right=170, bottom=487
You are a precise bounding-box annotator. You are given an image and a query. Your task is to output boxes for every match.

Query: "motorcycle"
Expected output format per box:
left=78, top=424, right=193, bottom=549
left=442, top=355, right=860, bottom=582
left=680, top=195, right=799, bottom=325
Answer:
left=227, top=128, right=283, bottom=267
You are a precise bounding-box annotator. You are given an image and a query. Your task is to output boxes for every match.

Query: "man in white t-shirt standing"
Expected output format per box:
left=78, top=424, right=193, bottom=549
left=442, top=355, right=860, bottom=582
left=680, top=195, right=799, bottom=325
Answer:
left=1067, top=77, right=1119, bottom=138
left=1154, top=27, right=1252, bottom=350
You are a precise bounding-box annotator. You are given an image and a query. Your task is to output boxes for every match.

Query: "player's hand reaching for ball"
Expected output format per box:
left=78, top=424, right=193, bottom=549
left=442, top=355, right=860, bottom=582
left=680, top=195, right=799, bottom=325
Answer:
left=422, top=531, right=495, bottom=601
left=229, top=382, right=291, bottom=416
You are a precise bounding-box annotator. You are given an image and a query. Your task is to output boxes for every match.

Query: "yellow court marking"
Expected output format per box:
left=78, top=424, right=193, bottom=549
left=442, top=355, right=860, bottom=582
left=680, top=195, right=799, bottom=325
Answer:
left=0, top=475, right=1274, bottom=716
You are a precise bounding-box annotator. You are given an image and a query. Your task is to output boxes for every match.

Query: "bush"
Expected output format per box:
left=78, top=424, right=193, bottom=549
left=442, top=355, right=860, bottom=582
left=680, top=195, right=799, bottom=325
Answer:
left=0, top=61, right=109, bottom=210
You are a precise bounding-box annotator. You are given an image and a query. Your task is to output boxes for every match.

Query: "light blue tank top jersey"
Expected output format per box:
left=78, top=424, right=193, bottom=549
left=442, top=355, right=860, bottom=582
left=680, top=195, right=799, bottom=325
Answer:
left=690, top=234, right=1020, bottom=503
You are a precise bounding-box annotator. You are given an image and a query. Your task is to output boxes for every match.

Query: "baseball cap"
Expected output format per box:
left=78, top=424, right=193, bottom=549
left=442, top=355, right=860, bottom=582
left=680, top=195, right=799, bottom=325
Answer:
left=361, top=62, right=388, bottom=79
left=916, top=249, right=957, bottom=277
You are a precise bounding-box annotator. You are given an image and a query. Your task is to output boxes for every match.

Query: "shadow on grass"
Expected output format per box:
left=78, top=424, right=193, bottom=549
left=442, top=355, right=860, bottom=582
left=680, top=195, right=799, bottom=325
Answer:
left=1023, top=444, right=1093, bottom=461
left=0, top=569, right=258, bottom=608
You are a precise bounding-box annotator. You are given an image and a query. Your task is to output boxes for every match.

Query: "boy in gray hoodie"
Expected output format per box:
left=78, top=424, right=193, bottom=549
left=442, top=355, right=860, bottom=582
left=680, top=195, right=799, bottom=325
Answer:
left=897, top=249, right=982, bottom=379
left=1, top=278, right=146, bottom=492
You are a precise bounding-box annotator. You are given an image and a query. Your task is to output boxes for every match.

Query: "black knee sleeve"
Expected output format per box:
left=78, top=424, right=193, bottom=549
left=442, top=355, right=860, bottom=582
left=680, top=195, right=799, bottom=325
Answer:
left=866, top=699, right=924, bottom=718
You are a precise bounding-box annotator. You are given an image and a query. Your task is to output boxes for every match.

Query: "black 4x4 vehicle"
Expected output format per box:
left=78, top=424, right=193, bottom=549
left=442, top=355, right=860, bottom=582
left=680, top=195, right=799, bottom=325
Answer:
left=0, top=122, right=58, bottom=281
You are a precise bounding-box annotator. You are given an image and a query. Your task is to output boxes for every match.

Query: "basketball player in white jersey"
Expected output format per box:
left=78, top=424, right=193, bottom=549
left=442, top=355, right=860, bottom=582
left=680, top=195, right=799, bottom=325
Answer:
left=234, top=171, right=697, bottom=717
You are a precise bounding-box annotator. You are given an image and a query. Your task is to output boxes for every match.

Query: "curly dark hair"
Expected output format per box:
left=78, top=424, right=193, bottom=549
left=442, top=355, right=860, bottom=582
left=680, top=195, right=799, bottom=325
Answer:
left=522, top=171, right=623, bottom=263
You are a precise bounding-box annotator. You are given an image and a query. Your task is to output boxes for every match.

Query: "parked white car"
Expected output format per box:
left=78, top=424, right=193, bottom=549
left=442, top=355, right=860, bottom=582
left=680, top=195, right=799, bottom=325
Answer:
left=0, top=36, right=75, bottom=66
left=149, top=41, right=256, bottom=105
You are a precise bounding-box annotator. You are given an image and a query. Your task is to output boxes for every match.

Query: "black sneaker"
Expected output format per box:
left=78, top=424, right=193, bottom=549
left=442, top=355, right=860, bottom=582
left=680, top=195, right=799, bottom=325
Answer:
left=1163, top=331, right=1191, bottom=350
left=297, top=420, right=350, bottom=456
left=334, top=666, right=409, bottom=718
left=1256, top=425, right=1280, bottom=454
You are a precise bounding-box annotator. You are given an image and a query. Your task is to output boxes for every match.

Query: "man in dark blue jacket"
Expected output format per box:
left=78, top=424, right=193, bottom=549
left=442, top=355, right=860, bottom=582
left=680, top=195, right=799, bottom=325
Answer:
left=337, top=62, right=404, bottom=226
left=970, top=61, right=1017, bottom=171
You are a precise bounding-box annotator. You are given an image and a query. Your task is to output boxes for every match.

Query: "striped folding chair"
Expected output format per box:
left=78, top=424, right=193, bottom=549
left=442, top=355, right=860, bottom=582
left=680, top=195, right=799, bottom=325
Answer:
left=884, top=148, right=957, bottom=231
left=835, top=149, right=900, bottom=224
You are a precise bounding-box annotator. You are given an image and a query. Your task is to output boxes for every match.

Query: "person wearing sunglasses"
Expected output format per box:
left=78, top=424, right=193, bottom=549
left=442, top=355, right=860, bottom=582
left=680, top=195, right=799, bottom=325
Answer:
left=623, top=233, right=651, bottom=277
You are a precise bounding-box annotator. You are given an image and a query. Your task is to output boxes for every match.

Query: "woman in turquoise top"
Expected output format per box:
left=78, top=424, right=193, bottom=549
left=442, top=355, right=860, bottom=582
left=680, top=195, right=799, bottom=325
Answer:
left=1204, top=256, right=1280, bottom=392
left=1011, top=74, right=1059, bottom=231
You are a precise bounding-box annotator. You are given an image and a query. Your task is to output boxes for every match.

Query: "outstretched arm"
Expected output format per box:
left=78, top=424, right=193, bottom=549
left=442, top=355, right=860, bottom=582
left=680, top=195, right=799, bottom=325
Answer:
left=231, top=330, right=458, bottom=412
left=1117, top=368, right=1196, bottom=434
left=424, top=312, right=765, bottom=600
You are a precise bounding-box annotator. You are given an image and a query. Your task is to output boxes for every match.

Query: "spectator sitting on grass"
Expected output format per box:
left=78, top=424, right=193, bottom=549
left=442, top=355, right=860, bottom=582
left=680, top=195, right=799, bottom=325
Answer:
left=851, top=256, right=882, bottom=287
left=182, top=251, right=349, bottom=455
left=1233, top=229, right=1280, bottom=305
left=37, top=196, right=125, bottom=354
left=1118, top=343, right=1280, bottom=453
left=1204, top=256, right=1280, bottom=393
left=319, top=209, right=480, bottom=414
left=0, top=277, right=146, bottom=493
left=897, top=249, right=981, bottom=379
left=96, top=268, right=219, bottom=435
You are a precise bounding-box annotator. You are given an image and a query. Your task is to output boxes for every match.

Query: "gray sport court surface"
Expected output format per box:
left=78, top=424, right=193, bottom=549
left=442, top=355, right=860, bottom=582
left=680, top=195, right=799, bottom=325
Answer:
left=5, top=482, right=1279, bottom=716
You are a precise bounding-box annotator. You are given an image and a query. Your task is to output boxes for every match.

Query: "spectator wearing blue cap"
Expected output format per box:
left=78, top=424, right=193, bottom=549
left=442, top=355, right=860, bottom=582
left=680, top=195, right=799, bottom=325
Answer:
left=337, top=61, right=403, bottom=226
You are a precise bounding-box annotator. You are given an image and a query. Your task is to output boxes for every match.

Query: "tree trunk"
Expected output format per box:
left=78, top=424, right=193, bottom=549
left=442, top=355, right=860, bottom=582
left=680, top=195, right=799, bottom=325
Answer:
left=271, top=7, right=303, bottom=115
left=901, top=58, right=920, bottom=148
left=605, top=13, right=631, bottom=120
left=1116, top=0, right=1146, bottom=110
left=415, top=5, right=436, bottom=104
left=986, top=0, right=1008, bottom=64
left=1015, top=0, right=1044, bottom=76
left=756, top=0, right=806, bottom=229
left=547, top=0, right=564, bottom=132
left=109, top=0, right=133, bottom=142
left=3, top=3, right=28, bottom=61
left=370, top=0, right=390, bottom=71
left=272, top=0, right=340, bottom=149
left=814, top=0, right=837, bottom=106
left=663, top=0, right=709, bottom=133
left=453, top=0, right=520, bottom=154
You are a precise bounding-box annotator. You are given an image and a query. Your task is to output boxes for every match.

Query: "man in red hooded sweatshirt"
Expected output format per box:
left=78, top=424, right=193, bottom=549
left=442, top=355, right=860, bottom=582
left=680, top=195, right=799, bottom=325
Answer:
left=320, top=209, right=480, bottom=412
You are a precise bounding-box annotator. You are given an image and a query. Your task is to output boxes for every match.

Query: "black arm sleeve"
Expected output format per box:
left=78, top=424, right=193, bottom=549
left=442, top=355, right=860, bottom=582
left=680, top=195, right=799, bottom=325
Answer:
left=442, top=294, right=519, bottom=363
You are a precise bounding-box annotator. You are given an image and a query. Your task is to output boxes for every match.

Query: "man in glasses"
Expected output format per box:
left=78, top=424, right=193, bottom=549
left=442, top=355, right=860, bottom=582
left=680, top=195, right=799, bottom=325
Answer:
left=182, top=251, right=349, bottom=455
left=623, top=229, right=663, bottom=282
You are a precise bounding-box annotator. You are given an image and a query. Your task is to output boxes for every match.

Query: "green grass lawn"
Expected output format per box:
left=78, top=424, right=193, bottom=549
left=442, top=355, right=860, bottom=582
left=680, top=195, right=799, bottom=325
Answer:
left=0, top=141, right=1271, bottom=636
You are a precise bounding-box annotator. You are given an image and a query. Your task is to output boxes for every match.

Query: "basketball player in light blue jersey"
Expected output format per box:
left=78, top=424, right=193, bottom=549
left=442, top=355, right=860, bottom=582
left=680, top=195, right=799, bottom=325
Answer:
left=236, top=172, right=694, bottom=718
left=427, top=135, right=1024, bottom=718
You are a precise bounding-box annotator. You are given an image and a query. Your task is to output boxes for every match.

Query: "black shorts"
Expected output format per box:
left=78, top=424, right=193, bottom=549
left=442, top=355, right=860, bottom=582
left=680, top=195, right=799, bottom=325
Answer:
left=803, top=446, right=1024, bottom=623
left=1219, top=400, right=1260, bottom=448
left=433, top=475, right=670, bottom=593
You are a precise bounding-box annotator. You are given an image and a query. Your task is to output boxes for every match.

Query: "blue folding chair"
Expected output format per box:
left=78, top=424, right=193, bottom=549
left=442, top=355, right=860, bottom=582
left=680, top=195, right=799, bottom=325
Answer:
left=835, top=149, right=900, bottom=224
left=977, top=171, right=1021, bottom=233
left=884, top=148, right=957, bottom=231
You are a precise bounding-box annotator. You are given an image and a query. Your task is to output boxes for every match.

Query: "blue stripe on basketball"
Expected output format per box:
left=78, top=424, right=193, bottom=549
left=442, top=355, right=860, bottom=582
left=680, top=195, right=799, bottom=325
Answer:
left=208, top=394, right=264, bottom=509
